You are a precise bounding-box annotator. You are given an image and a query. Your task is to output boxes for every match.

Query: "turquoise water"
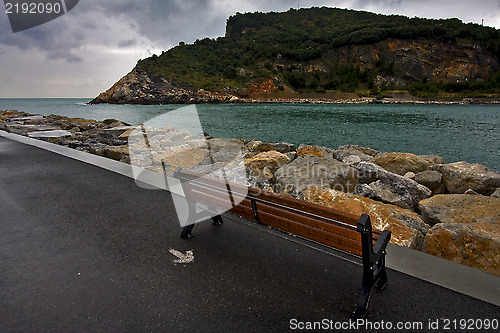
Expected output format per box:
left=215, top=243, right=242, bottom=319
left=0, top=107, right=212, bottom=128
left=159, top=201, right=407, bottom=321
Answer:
left=1, top=98, right=499, bottom=170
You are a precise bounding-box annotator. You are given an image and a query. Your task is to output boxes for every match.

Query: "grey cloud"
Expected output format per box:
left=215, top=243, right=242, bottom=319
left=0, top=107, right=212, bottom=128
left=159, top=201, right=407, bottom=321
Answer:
left=352, top=0, right=407, bottom=6
left=89, top=0, right=313, bottom=47
left=47, top=50, right=83, bottom=63
left=118, top=39, right=137, bottom=48
left=0, top=0, right=343, bottom=60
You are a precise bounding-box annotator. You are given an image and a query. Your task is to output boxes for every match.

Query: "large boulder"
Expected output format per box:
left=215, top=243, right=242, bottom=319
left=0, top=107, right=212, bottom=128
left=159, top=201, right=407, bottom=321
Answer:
left=414, top=170, right=443, bottom=190
left=420, top=155, right=445, bottom=166
left=163, top=148, right=210, bottom=172
left=244, top=150, right=291, bottom=180
left=423, top=223, right=500, bottom=276
left=337, top=144, right=379, bottom=157
left=432, top=162, right=500, bottom=195
left=0, top=110, right=26, bottom=121
left=372, top=152, right=431, bottom=175
left=357, top=179, right=425, bottom=211
left=59, top=117, right=99, bottom=131
left=245, top=141, right=296, bottom=155
left=355, top=162, right=432, bottom=209
left=332, top=147, right=373, bottom=165
left=301, top=187, right=430, bottom=249
left=185, top=161, right=247, bottom=186
left=420, top=194, right=500, bottom=276
left=418, top=194, right=500, bottom=226
left=274, top=155, right=359, bottom=194
left=90, top=145, right=129, bottom=162
left=296, top=144, right=332, bottom=158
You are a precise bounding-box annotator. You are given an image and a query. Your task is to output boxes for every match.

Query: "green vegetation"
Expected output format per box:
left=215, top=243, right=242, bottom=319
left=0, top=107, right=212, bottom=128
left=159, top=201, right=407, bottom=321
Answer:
left=409, top=73, right=500, bottom=97
left=138, top=7, right=500, bottom=96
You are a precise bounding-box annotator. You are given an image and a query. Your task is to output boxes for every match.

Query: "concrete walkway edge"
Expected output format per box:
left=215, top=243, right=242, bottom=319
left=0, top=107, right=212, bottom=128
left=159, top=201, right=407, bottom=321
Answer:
left=1, top=129, right=499, bottom=307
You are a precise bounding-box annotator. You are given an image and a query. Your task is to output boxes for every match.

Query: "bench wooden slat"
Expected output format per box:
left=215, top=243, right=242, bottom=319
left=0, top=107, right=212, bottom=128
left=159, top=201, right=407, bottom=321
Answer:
left=178, top=170, right=360, bottom=224
left=181, top=175, right=380, bottom=243
left=248, top=187, right=361, bottom=228
left=250, top=198, right=378, bottom=242
left=178, top=170, right=380, bottom=235
left=183, top=182, right=373, bottom=256
left=256, top=210, right=364, bottom=256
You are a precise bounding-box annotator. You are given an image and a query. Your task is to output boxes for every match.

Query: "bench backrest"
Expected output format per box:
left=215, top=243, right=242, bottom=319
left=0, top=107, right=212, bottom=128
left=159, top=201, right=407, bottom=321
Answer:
left=175, top=169, right=381, bottom=257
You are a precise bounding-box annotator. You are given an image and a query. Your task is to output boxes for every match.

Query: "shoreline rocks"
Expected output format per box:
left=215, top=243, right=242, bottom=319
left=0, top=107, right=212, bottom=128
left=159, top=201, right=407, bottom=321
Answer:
left=1, top=109, right=499, bottom=276
left=432, top=162, right=500, bottom=196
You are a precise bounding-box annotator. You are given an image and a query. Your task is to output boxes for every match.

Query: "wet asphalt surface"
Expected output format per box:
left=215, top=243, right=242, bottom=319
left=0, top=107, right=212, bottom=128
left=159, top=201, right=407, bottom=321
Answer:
left=0, top=136, right=499, bottom=332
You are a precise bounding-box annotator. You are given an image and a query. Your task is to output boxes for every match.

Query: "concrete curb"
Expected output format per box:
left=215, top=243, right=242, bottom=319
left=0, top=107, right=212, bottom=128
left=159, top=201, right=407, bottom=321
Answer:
left=1, top=129, right=499, bottom=307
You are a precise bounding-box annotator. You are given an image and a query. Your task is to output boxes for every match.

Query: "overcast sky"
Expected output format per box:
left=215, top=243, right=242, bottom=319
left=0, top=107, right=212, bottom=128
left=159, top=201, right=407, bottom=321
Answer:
left=1, top=0, right=499, bottom=98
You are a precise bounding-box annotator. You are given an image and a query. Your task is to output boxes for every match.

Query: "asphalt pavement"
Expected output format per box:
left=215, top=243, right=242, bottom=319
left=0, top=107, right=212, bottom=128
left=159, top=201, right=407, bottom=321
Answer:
left=0, top=135, right=499, bottom=332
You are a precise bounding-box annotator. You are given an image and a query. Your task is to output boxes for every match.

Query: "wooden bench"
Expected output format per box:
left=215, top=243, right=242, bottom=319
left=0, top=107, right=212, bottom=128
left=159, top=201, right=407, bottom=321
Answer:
left=173, top=168, right=391, bottom=318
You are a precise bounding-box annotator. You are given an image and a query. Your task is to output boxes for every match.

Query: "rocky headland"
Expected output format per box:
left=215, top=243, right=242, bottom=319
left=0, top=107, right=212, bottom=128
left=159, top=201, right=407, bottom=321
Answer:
left=2, top=109, right=499, bottom=276
left=90, top=8, right=500, bottom=105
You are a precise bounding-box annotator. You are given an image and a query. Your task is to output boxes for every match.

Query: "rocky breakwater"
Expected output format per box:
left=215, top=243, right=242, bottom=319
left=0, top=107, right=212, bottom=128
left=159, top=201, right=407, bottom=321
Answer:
left=2, top=109, right=499, bottom=275
left=240, top=141, right=500, bottom=275
left=0, top=110, right=133, bottom=162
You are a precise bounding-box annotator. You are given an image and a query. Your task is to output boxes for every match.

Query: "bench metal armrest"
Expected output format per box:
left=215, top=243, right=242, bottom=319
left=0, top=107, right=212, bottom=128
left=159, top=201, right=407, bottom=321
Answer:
left=373, top=230, right=391, bottom=258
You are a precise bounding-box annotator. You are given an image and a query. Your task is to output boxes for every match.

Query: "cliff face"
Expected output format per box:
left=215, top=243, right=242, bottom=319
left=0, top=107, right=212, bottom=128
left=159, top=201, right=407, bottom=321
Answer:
left=321, top=39, right=499, bottom=86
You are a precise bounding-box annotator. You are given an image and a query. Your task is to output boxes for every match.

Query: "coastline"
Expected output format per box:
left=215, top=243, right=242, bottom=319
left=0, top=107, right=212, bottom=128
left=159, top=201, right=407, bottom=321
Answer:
left=231, top=96, right=500, bottom=105
left=89, top=93, right=500, bottom=105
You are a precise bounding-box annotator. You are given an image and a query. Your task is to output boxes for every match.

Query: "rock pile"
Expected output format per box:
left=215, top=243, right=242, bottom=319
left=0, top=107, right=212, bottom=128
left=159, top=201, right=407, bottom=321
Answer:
left=1, top=109, right=499, bottom=276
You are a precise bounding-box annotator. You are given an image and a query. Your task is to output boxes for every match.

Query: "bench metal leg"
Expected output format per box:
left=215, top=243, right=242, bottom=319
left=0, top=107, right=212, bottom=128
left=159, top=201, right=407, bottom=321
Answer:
left=181, top=224, right=195, bottom=239
left=181, top=215, right=223, bottom=239
left=374, top=255, right=388, bottom=290
left=212, top=215, right=224, bottom=225
left=353, top=281, right=371, bottom=319
left=352, top=214, right=391, bottom=319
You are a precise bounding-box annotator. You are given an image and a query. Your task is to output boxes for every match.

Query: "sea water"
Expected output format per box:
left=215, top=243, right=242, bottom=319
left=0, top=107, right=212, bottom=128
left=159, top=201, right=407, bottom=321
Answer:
left=1, top=98, right=499, bottom=170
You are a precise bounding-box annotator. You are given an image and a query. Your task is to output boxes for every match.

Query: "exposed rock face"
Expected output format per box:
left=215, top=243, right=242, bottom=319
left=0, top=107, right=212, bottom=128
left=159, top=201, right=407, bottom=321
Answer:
left=418, top=194, right=500, bottom=226
left=301, top=187, right=430, bottom=249
left=325, top=39, right=500, bottom=87
left=423, top=223, right=500, bottom=276
left=274, top=155, right=359, bottom=194
left=372, top=152, right=431, bottom=176
left=433, top=162, right=500, bottom=195
left=90, top=67, right=236, bottom=105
